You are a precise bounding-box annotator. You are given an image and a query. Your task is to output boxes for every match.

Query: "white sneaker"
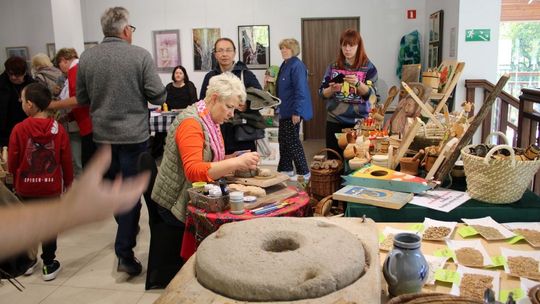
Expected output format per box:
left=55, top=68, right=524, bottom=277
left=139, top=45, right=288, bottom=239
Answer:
left=24, top=259, right=38, bottom=276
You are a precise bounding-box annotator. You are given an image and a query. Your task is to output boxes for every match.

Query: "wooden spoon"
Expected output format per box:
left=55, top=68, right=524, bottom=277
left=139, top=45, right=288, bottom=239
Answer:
left=380, top=85, right=399, bottom=115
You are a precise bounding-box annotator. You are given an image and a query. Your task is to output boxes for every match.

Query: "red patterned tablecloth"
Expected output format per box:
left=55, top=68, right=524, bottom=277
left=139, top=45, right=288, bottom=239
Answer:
left=180, top=190, right=311, bottom=261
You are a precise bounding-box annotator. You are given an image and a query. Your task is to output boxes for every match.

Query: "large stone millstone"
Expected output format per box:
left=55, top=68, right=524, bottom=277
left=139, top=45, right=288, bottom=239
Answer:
left=155, top=217, right=381, bottom=304
left=195, top=217, right=366, bottom=302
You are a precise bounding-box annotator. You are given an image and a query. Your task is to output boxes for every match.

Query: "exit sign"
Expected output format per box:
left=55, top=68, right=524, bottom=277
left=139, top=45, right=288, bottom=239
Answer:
left=407, top=10, right=416, bottom=19
left=465, top=29, right=491, bottom=42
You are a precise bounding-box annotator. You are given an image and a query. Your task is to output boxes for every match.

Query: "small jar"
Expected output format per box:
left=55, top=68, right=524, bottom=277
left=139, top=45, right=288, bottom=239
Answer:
left=229, top=191, right=244, bottom=215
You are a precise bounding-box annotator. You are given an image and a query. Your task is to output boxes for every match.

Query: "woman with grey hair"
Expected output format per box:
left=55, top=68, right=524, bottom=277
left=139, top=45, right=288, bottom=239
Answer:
left=276, top=38, right=313, bottom=181
left=31, top=53, right=64, bottom=99
left=149, top=72, right=259, bottom=287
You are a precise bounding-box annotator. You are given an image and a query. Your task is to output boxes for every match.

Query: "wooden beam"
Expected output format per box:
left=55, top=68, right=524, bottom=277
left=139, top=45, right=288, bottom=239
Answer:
left=434, top=74, right=510, bottom=182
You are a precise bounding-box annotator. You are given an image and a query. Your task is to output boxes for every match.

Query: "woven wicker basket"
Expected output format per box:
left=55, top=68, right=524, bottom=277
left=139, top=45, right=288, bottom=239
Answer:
left=309, top=148, right=343, bottom=199
left=461, top=132, right=540, bottom=204
left=387, top=292, right=483, bottom=304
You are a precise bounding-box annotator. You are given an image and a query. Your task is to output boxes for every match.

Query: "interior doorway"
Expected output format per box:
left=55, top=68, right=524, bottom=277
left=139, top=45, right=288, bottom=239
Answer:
left=301, top=17, right=360, bottom=139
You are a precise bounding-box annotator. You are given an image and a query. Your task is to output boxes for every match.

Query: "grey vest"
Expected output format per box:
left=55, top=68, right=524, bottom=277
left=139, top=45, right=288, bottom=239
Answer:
left=151, top=104, right=213, bottom=222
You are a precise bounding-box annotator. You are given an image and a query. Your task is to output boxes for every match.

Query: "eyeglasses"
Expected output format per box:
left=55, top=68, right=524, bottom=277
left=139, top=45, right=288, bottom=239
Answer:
left=215, top=48, right=235, bottom=54
left=128, top=25, right=136, bottom=32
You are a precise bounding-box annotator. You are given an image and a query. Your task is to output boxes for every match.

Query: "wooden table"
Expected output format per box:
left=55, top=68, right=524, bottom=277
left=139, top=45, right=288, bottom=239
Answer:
left=377, top=222, right=538, bottom=302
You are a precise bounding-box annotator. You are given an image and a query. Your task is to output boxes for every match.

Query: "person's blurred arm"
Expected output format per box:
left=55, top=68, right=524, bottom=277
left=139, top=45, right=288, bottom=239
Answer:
left=188, top=82, right=198, bottom=104
left=0, top=146, right=150, bottom=260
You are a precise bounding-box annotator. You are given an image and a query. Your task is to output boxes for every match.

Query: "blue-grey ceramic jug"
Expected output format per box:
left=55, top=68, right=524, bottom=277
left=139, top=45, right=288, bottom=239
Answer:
left=383, top=232, right=429, bottom=296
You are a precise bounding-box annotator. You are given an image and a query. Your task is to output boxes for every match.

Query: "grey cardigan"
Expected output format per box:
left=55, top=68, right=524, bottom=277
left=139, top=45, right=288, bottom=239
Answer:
left=76, top=36, right=166, bottom=144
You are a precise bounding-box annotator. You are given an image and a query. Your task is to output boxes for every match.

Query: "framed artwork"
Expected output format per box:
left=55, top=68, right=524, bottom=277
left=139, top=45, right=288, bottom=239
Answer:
left=84, top=41, right=99, bottom=50
left=6, top=46, right=29, bottom=60
left=428, top=10, right=444, bottom=68
left=238, top=25, right=270, bottom=70
left=46, top=43, right=56, bottom=59
left=153, top=30, right=181, bottom=73
left=193, top=28, right=220, bottom=71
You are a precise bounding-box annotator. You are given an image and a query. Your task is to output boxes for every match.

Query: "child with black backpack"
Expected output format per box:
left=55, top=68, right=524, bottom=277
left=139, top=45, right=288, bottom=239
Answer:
left=8, top=82, right=73, bottom=281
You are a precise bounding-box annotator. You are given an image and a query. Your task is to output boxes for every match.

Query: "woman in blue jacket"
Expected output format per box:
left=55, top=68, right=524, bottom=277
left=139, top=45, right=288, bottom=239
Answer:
left=276, top=38, right=313, bottom=180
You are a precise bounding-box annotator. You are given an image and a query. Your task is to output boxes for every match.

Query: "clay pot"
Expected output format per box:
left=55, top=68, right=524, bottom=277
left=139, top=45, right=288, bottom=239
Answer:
left=400, top=157, right=420, bottom=176
left=343, top=144, right=356, bottom=160
left=338, top=131, right=357, bottom=149
left=423, top=154, right=438, bottom=172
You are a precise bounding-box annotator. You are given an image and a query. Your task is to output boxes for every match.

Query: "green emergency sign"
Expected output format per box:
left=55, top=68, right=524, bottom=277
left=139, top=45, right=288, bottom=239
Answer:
left=465, top=29, right=491, bottom=42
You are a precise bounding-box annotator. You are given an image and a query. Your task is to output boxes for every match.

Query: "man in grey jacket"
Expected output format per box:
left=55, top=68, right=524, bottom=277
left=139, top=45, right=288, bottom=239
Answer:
left=76, top=6, right=166, bottom=276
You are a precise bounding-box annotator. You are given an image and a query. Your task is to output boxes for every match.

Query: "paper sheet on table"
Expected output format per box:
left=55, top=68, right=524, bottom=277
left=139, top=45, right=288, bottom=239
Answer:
left=409, top=189, right=470, bottom=212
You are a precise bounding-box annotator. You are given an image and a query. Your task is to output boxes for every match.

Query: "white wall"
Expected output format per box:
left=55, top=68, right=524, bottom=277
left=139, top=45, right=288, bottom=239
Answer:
left=0, top=0, right=502, bottom=110
left=0, top=0, right=55, bottom=65
left=77, top=0, right=426, bottom=97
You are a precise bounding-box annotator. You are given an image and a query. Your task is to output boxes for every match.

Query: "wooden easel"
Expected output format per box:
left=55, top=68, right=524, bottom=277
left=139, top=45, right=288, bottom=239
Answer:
left=433, top=74, right=510, bottom=182
left=391, top=62, right=465, bottom=169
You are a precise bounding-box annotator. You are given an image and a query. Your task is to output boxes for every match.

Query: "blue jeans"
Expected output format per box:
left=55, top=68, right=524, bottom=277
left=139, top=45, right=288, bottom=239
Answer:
left=102, top=142, right=147, bottom=259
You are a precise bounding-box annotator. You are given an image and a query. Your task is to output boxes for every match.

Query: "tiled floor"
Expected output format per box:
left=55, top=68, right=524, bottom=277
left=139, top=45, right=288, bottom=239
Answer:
left=0, top=139, right=326, bottom=304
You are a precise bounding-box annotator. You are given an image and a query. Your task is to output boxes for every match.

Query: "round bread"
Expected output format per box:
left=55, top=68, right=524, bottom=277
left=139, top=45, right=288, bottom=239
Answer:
left=195, top=217, right=366, bottom=301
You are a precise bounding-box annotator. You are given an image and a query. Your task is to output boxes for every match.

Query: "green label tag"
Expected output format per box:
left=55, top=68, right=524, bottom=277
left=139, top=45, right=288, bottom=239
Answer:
left=499, top=288, right=525, bottom=302
left=434, top=269, right=459, bottom=283
left=434, top=247, right=454, bottom=259
left=508, top=235, right=525, bottom=244
left=487, top=255, right=506, bottom=268
left=378, top=233, right=385, bottom=243
left=457, top=226, right=479, bottom=238
left=409, top=223, right=424, bottom=231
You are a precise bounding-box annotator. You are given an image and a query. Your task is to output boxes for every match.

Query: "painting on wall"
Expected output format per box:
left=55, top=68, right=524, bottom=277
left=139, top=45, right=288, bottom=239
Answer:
left=428, top=10, right=444, bottom=69
left=84, top=41, right=99, bottom=50
left=153, top=30, right=181, bottom=73
left=193, top=28, right=220, bottom=71
left=46, top=43, right=56, bottom=59
left=6, top=46, right=29, bottom=60
left=238, top=25, right=270, bottom=70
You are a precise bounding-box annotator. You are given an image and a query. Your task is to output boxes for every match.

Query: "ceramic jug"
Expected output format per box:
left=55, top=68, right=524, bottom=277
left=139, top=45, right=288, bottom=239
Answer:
left=383, top=233, right=429, bottom=296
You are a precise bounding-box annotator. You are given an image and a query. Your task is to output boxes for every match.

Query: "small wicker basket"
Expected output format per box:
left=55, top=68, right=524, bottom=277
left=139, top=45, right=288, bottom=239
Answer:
left=309, top=148, right=343, bottom=199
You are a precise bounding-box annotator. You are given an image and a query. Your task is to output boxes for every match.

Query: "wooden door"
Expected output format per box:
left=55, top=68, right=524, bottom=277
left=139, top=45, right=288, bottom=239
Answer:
left=302, top=17, right=360, bottom=139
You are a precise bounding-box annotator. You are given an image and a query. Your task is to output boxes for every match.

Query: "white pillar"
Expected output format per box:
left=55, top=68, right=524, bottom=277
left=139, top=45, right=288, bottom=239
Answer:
left=50, top=0, right=85, bottom=56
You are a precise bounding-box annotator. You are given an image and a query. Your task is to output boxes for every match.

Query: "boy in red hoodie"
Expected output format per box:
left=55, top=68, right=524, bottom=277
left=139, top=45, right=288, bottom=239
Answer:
left=8, top=82, right=73, bottom=281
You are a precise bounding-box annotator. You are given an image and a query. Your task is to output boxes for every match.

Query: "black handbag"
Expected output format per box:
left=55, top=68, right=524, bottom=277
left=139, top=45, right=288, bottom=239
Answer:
left=234, top=124, right=265, bottom=142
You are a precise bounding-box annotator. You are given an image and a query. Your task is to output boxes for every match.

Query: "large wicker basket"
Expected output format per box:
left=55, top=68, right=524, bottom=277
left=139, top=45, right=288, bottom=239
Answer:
left=387, top=292, right=483, bottom=304
left=309, top=148, right=343, bottom=199
left=461, top=132, right=540, bottom=204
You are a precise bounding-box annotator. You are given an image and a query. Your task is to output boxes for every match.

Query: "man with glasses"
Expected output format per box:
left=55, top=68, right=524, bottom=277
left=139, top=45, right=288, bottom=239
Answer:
left=199, top=38, right=263, bottom=154
left=0, top=56, right=35, bottom=147
left=76, top=6, right=165, bottom=276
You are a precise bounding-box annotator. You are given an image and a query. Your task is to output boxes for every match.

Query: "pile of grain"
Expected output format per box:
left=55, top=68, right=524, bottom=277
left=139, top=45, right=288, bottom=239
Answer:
left=455, top=247, right=484, bottom=267
left=508, top=256, right=540, bottom=280
left=513, top=228, right=540, bottom=247
left=422, top=226, right=451, bottom=240
left=471, top=225, right=504, bottom=240
left=459, top=273, right=493, bottom=300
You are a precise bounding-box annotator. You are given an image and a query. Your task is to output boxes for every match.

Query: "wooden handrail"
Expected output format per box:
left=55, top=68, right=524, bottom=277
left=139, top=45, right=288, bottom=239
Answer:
left=465, top=79, right=520, bottom=145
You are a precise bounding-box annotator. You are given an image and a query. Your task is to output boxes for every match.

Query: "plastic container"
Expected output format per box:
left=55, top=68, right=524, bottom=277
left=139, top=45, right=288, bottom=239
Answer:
left=229, top=191, right=244, bottom=215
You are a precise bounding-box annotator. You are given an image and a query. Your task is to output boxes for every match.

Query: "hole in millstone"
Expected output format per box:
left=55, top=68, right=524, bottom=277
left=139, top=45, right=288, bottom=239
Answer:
left=370, top=170, right=388, bottom=177
left=262, top=237, right=300, bottom=252
left=304, top=270, right=318, bottom=282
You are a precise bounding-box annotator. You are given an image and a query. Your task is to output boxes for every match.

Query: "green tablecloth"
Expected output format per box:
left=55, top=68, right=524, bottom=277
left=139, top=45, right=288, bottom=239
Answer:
left=345, top=190, right=540, bottom=222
